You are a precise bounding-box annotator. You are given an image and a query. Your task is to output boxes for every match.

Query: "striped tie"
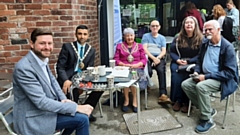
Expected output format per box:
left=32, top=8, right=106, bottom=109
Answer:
left=77, top=46, right=84, bottom=73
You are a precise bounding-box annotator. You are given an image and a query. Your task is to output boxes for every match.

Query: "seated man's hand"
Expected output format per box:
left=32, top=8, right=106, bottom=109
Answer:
left=198, top=74, right=205, bottom=82
left=191, top=74, right=205, bottom=82
left=193, top=72, right=199, bottom=75
left=153, top=57, right=160, bottom=65
left=77, top=104, right=93, bottom=116
left=63, top=80, right=72, bottom=94
left=61, top=99, right=75, bottom=103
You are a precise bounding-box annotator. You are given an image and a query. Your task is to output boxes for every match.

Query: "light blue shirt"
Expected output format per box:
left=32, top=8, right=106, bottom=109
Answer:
left=226, top=7, right=239, bottom=26
left=74, top=42, right=86, bottom=72
left=30, top=50, right=50, bottom=83
left=202, top=40, right=221, bottom=74
left=141, top=33, right=166, bottom=56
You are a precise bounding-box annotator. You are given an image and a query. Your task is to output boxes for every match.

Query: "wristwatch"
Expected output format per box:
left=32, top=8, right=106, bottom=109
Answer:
left=157, top=56, right=161, bottom=60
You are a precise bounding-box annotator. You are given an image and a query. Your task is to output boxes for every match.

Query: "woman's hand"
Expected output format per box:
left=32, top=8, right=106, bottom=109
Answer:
left=123, top=63, right=132, bottom=67
left=131, top=64, right=140, bottom=69
left=176, top=59, right=188, bottom=65
left=119, top=62, right=131, bottom=67
left=130, top=62, right=143, bottom=69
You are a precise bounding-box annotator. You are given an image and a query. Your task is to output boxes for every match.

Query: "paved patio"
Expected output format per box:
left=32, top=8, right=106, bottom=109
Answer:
left=88, top=63, right=240, bottom=135
left=1, top=63, right=240, bottom=135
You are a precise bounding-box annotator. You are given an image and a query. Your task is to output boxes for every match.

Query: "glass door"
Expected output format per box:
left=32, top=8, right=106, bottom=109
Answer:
left=120, top=0, right=156, bottom=38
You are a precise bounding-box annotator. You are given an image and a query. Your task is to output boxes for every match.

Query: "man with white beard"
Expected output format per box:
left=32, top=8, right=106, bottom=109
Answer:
left=181, top=20, right=239, bottom=134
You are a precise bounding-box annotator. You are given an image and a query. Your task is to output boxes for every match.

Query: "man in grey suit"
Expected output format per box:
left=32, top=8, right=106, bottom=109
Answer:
left=13, top=28, right=93, bottom=135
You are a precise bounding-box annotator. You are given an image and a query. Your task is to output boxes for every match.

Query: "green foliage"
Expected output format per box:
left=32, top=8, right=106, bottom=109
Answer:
left=120, top=4, right=156, bottom=20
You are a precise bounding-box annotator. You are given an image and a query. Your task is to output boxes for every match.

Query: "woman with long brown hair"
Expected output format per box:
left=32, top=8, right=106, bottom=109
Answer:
left=170, top=16, right=204, bottom=113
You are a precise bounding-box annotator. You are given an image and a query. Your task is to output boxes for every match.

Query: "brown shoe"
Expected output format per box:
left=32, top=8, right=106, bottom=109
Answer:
left=181, top=104, right=189, bottom=113
left=147, top=86, right=151, bottom=93
left=158, top=94, right=171, bottom=104
left=172, top=102, right=181, bottom=111
left=78, top=89, right=84, bottom=95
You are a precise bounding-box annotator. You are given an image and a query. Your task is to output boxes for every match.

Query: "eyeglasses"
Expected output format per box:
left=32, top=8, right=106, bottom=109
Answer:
left=204, top=28, right=213, bottom=32
left=151, top=25, right=159, bottom=28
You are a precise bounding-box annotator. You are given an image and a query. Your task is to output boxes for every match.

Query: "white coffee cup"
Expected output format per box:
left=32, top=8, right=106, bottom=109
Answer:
left=106, top=75, right=114, bottom=88
left=87, top=67, right=94, bottom=76
left=109, top=59, right=116, bottom=68
left=81, top=70, right=88, bottom=78
left=92, top=72, right=99, bottom=81
left=98, top=65, right=106, bottom=76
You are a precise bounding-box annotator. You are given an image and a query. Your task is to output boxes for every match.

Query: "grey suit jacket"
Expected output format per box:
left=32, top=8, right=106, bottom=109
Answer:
left=13, top=51, right=77, bottom=135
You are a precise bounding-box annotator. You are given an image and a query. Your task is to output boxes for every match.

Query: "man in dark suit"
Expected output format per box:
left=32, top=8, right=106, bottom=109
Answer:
left=57, top=25, right=103, bottom=122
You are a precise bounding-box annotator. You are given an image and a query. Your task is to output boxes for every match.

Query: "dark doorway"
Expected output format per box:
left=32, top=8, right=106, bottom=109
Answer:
left=98, top=0, right=109, bottom=66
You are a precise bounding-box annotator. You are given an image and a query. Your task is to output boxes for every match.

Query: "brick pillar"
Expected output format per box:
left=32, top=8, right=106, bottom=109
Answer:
left=0, top=0, right=100, bottom=73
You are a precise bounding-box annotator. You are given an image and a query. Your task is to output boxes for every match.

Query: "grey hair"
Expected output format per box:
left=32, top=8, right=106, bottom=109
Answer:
left=204, top=20, right=220, bottom=29
left=204, top=20, right=221, bottom=34
left=123, top=27, right=135, bottom=35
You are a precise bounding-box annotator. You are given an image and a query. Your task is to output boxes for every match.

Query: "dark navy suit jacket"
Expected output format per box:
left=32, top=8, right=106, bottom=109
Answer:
left=195, top=37, right=239, bottom=100
left=57, top=41, right=95, bottom=87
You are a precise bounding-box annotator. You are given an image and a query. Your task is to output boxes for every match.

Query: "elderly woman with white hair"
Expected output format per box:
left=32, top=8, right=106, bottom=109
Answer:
left=114, top=27, right=147, bottom=113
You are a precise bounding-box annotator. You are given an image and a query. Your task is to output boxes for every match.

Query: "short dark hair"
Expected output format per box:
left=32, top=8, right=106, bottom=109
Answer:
left=75, top=25, right=88, bottom=33
left=31, top=28, right=53, bottom=43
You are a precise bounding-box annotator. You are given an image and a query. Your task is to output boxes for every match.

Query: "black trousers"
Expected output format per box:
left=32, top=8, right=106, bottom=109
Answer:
left=67, top=89, right=103, bottom=108
left=148, top=58, right=167, bottom=96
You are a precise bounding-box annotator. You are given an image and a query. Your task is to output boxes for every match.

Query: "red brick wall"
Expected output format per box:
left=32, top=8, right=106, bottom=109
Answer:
left=0, top=0, right=100, bottom=74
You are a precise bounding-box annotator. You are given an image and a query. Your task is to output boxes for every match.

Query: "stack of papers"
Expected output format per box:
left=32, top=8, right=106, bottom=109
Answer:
left=111, top=66, right=129, bottom=77
left=115, top=80, right=136, bottom=87
left=105, top=67, right=113, bottom=72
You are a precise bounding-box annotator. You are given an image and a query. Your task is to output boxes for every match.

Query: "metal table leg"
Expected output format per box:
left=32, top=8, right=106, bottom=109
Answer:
left=115, top=89, right=118, bottom=108
left=109, top=88, right=114, bottom=111
left=137, top=84, right=141, bottom=135
left=133, top=83, right=141, bottom=135
left=145, top=88, right=148, bottom=109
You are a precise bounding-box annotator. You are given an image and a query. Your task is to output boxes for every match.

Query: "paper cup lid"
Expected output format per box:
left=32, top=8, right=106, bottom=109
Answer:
left=87, top=67, right=94, bottom=69
left=106, top=75, right=114, bottom=78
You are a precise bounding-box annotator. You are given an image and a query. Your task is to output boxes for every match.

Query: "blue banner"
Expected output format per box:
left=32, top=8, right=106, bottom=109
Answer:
left=114, top=0, right=122, bottom=53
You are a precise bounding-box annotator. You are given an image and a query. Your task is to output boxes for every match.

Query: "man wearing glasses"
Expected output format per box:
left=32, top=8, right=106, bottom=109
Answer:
left=181, top=20, right=238, bottom=133
left=142, top=20, right=171, bottom=104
